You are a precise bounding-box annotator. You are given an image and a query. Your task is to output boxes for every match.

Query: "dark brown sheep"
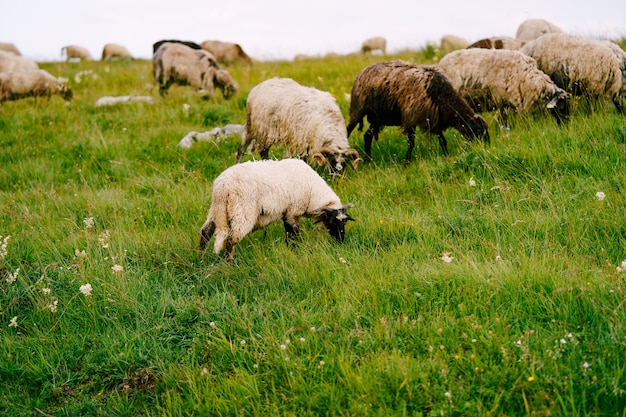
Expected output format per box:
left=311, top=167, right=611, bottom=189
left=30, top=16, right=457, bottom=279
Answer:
left=346, top=60, right=490, bottom=161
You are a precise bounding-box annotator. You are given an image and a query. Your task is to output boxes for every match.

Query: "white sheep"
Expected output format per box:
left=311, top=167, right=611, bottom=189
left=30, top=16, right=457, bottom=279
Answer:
left=101, top=43, right=133, bottom=61
left=61, top=45, right=92, bottom=61
left=467, top=36, right=526, bottom=50
left=236, top=77, right=361, bottom=175
left=177, top=124, right=244, bottom=149
left=153, top=42, right=238, bottom=99
left=521, top=33, right=624, bottom=113
left=0, top=50, right=38, bottom=72
left=515, top=18, right=563, bottom=41
left=0, top=69, right=73, bottom=103
left=0, top=42, right=21, bottom=55
left=439, top=48, right=570, bottom=124
left=199, top=158, right=355, bottom=261
left=361, top=37, right=387, bottom=54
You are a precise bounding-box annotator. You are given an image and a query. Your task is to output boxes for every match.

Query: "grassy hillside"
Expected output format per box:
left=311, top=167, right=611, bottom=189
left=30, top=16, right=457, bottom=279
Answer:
left=1, top=44, right=626, bottom=416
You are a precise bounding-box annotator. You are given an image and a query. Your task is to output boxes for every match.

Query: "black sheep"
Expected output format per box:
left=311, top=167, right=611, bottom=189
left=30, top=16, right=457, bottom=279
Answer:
left=346, top=60, right=490, bottom=161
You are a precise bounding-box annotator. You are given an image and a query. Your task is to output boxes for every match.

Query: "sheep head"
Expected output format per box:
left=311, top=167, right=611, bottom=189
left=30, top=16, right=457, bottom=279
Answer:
left=312, top=147, right=363, bottom=176
left=313, top=203, right=355, bottom=243
left=213, top=69, right=238, bottom=99
left=458, top=114, right=490, bottom=145
left=546, top=89, right=570, bottom=124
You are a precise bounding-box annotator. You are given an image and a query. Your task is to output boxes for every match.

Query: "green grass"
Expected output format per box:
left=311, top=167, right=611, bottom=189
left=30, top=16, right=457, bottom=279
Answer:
left=2, top=44, right=626, bottom=416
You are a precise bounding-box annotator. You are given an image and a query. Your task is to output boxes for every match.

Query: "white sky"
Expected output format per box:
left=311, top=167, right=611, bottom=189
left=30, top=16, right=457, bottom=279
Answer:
left=2, top=0, right=625, bottom=62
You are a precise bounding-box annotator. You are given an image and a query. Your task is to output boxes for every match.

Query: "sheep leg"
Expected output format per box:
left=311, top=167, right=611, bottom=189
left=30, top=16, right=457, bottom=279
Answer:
left=437, top=133, right=449, bottom=157
left=199, top=220, right=216, bottom=250
left=259, top=149, right=270, bottom=159
left=224, top=237, right=236, bottom=262
left=405, top=130, right=416, bottom=162
left=613, top=96, right=624, bottom=114
left=363, top=126, right=378, bottom=160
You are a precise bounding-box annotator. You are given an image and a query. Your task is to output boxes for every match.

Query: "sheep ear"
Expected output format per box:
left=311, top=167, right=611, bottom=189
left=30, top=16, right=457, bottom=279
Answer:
left=311, top=152, right=327, bottom=166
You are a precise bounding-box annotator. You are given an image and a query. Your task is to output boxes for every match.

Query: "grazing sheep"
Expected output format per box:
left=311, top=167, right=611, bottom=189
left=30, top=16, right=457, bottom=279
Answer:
left=153, top=42, right=238, bottom=99
left=200, top=40, right=252, bottom=65
left=101, top=43, right=133, bottom=60
left=177, top=124, right=244, bottom=149
left=346, top=60, right=490, bottom=161
left=152, top=39, right=202, bottom=55
left=0, top=42, right=21, bottom=55
left=521, top=33, right=624, bottom=113
left=467, top=36, right=526, bottom=50
left=61, top=45, right=92, bottom=61
left=199, top=159, right=355, bottom=261
left=0, top=69, right=73, bottom=103
left=0, top=50, right=38, bottom=72
left=440, top=34, right=470, bottom=51
left=439, top=48, right=570, bottom=124
left=361, top=36, right=387, bottom=54
left=236, top=77, right=361, bottom=175
left=515, top=18, right=562, bottom=41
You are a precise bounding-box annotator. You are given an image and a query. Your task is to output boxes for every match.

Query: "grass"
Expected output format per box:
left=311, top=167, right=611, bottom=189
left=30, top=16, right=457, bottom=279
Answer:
left=1, top=44, right=626, bottom=416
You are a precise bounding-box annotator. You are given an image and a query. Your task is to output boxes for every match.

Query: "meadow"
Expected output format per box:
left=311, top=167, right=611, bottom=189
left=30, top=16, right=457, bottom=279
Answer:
left=1, top=43, right=626, bottom=416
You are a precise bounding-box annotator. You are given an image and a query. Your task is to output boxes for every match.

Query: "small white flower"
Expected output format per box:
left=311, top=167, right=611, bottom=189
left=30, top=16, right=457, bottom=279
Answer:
left=299, top=337, right=305, bottom=342
left=83, top=217, right=95, bottom=228
left=0, top=235, right=10, bottom=259
left=280, top=344, right=287, bottom=350
left=111, top=264, right=123, bottom=273
left=42, top=288, right=51, bottom=295
left=48, top=299, right=58, bottom=313
left=209, top=321, right=216, bottom=328
left=98, top=230, right=110, bottom=249
left=319, top=360, right=325, bottom=366
left=596, top=191, right=606, bottom=201
left=310, top=326, right=316, bottom=332
left=444, top=391, right=452, bottom=399
left=560, top=338, right=567, bottom=345
left=469, top=177, right=476, bottom=187
left=75, top=249, right=87, bottom=258
left=441, top=252, right=453, bottom=263
left=80, top=283, right=93, bottom=296
left=5, top=268, right=19, bottom=283
left=240, top=340, right=246, bottom=346
left=8, top=316, right=18, bottom=328
left=583, top=361, right=590, bottom=369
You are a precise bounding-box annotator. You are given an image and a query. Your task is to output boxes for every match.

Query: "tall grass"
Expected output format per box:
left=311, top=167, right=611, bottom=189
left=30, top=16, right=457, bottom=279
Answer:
left=1, top=44, right=626, bottom=416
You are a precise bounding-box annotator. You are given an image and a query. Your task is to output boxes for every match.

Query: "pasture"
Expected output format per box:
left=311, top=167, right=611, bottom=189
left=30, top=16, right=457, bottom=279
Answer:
left=1, top=44, right=626, bottom=415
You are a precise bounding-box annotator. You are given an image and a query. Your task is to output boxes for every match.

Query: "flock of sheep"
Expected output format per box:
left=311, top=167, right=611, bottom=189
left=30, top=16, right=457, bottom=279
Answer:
left=1, top=18, right=625, bottom=261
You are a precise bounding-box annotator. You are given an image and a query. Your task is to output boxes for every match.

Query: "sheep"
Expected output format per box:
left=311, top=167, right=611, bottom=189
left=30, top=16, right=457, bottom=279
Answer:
left=0, top=50, right=38, bottom=72
left=0, top=69, right=73, bottom=103
left=0, top=42, right=21, bottom=55
left=152, top=39, right=202, bottom=55
left=153, top=42, right=238, bottom=99
left=440, top=34, right=470, bottom=52
left=61, top=45, right=92, bottom=61
left=346, top=60, right=490, bottom=161
left=515, top=18, right=562, bottom=41
left=521, top=33, right=624, bottom=113
left=467, top=36, right=526, bottom=50
left=199, top=158, right=355, bottom=261
left=101, top=43, right=133, bottom=60
left=438, top=48, right=570, bottom=125
left=236, top=77, right=361, bottom=175
left=361, top=36, right=386, bottom=54
left=200, top=40, right=253, bottom=65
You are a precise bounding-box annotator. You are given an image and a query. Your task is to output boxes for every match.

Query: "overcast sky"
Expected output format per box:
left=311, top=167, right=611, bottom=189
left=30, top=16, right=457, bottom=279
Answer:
left=2, top=0, right=625, bottom=62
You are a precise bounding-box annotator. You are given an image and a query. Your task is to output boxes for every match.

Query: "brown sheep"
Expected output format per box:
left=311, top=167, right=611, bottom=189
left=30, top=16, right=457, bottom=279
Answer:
left=153, top=42, right=238, bottom=99
left=346, top=60, right=490, bottom=161
left=467, top=36, right=526, bottom=50
left=200, top=40, right=252, bottom=65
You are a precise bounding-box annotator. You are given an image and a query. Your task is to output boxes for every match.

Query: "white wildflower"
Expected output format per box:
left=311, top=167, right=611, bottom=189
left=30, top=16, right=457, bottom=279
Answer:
left=42, top=288, right=51, bottom=295
left=47, top=299, right=58, bottom=313
left=9, top=316, right=18, bottom=328
left=441, top=252, right=453, bottom=263
left=75, top=249, right=86, bottom=258
left=0, top=235, right=10, bottom=259
left=83, top=217, right=95, bottom=228
left=240, top=340, right=246, bottom=346
left=80, top=283, right=93, bottom=296
left=111, top=264, right=123, bottom=273
left=596, top=191, right=606, bottom=201
left=209, top=321, right=216, bottom=329
left=469, top=177, right=476, bottom=187
left=98, top=230, right=110, bottom=249
left=6, top=268, right=19, bottom=284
